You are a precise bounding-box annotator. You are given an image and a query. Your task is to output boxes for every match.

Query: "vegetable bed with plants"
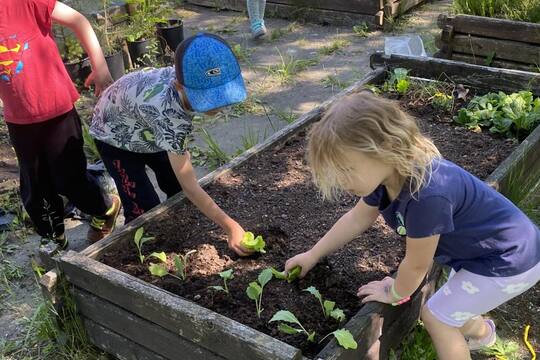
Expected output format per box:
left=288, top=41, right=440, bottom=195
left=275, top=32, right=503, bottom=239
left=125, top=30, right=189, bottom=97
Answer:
left=99, top=71, right=522, bottom=357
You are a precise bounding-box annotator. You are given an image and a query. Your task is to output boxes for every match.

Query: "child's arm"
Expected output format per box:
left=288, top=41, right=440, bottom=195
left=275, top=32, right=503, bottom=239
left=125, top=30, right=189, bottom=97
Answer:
left=285, top=200, right=379, bottom=277
left=357, top=235, right=439, bottom=304
left=168, top=151, right=250, bottom=256
left=51, top=2, right=113, bottom=96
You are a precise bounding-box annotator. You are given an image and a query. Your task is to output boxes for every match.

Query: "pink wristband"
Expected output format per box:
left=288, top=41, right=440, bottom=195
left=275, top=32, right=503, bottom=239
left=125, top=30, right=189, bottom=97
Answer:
left=391, top=296, right=411, bottom=306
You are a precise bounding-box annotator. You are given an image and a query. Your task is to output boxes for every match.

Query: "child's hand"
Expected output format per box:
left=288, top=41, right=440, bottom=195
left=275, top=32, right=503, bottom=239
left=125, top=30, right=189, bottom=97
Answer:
left=356, top=276, right=394, bottom=304
left=85, top=67, right=113, bottom=97
left=226, top=222, right=252, bottom=257
left=285, top=250, right=319, bottom=278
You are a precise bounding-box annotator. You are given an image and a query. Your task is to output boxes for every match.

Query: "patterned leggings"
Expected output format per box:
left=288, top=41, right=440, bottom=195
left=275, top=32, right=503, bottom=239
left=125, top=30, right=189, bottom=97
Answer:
left=246, top=0, right=266, bottom=26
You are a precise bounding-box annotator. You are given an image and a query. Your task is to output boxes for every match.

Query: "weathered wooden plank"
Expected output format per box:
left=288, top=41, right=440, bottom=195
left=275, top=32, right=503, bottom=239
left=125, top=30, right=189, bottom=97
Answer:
left=59, top=251, right=303, bottom=360
left=440, top=34, right=540, bottom=65
left=394, top=0, right=425, bottom=16
left=370, top=52, right=540, bottom=96
left=84, top=318, right=169, bottom=360
left=73, top=287, right=226, bottom=360
left=486, top=121, right=540, bottom=204
left=185, top=0, right=380, bottom=26
left=80, top=68, right=387, bottom=260
left=438, top=14, right=540, bottom=46
left=268, top=0, right=383, bottom=15
left=449, top=52, right=539, bottom=73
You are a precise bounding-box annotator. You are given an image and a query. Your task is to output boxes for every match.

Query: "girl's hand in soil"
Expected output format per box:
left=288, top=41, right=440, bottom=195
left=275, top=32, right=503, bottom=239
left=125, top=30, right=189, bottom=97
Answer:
left=285, top=250, right=319, bottom=278
left=356, top=276, right=394, bottom=304
left=226, top=222, right=252, bottom=257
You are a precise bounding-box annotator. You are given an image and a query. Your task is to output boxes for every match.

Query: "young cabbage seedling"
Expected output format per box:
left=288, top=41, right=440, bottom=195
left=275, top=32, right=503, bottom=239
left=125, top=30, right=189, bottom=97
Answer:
left=320, top=328, right=357, bottom=350
left=133, top=227, right=155, bottom=264
left=209, top=269, right=234, bottom=294
left=148, top=250, right=196, bottom=281
left=246, top=268, right=273, bottom=318
left=241, top=232, right=266, bottom=253
left=303, top=286, right=346, bottom=322
left=173, top=250, right=197, bottom=280
left=269, top=310, right=316, bottom=342
left=270, top=265, right=302, bottom=283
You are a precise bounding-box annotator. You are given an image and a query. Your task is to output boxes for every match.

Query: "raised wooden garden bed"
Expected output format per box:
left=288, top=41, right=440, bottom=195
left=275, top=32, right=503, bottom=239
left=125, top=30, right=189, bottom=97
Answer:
left=435, top=14, right=540, bottom=72
left=42, top=54, right=540, bottom=360
left=184, top=0, right=427, bottom=27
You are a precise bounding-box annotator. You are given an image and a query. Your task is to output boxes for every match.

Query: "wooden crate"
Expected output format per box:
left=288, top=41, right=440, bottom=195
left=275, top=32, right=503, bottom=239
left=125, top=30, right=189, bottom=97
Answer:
left=43, top=55, right=540, bottom=360
left=184, top=0, right=427, bottom=27
left=435, top=14, right=540, bottom=72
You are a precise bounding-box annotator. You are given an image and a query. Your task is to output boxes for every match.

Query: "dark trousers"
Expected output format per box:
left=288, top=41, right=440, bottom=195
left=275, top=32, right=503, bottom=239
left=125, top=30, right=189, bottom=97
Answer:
left=7, top=108, right=111, bottom=238
left=95, top=140, right=182, bottom=223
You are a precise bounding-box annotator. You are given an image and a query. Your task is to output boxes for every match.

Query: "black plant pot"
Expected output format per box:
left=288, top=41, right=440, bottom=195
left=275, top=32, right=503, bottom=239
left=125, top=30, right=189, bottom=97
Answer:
left=64, top=57, right=91, bottom=84
left=127, top=38, right=151, bottom=67
left=156, top=19, right=184, bottom=54
left=105, top=51, right=125, bottom=81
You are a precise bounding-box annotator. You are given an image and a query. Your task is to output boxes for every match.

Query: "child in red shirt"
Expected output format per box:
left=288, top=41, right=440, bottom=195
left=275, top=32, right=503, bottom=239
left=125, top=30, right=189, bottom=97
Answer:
left=0, top=0, right=121, bottom=248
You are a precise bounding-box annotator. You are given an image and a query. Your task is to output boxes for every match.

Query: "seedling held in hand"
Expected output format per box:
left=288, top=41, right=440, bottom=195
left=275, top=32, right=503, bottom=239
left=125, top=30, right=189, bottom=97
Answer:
left=241, top=232, right=266, bottom=253
left=269, top=310, right=316, bottom=342
left=320, top=329, right=357, bottom=350
left=303, top=286, right=346, bottom=322
left=133, top=227, right=154, bottom=264
left=246, top=268, right=273, bottom=317
left=209, top=269, right=234, bottom=294
left=270, top=266, right=302, bottom=282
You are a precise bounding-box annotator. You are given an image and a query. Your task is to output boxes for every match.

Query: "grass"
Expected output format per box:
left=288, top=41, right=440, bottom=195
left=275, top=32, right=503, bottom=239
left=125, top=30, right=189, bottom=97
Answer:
left=352, top=22, right=370, bottom=38
left=81, top=122, right=100, bottom=164
left=318, top=38, right=351, bottom=56
left=391, top=321, right=437, bottom=360
left=199, top=128, right=231, bottom=169
left=454, top=0, right=540, bottom=22
left=275, top=109, right=298, bottom=124
left=239, top=126, right=267, bottom=152
left=321, top=75, right=352, bottom=91
left=268, top=49, right=319, bottom=84
left=231, top=43, right=253, bottom=63
left=269, top=22, right=300, bottom=42
left=231, top=93, right=266, bottom=117
left=479, top=338, right=521, bottom=360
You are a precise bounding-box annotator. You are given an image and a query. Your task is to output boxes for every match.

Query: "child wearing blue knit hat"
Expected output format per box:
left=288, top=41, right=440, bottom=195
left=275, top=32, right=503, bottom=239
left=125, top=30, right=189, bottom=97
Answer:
left=90, top=33, right=251, bottom=256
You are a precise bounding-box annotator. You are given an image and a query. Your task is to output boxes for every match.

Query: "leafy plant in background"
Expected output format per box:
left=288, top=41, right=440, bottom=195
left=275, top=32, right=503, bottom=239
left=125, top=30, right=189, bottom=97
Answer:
left=353, top=22, right=370, bottom=38
left=303, top=286, right=345, bottom=322
left=383, top=68, right=410, bottom=95
left=431, top=92, right=454, bottom=112
left=209, top=269, right=234, bottom=294
left=454, top=90, right=540, bottom=139
left=133, top=227, right=154, bottom=264
left=246, top=268, right=273, bottom=318
left=454, top=0, right=540, bottom=23
left=269, top=310, right=316, bottom=342
left=63, top=35, right=85, bottom=63
left=241, top=232, right=266, bottom=253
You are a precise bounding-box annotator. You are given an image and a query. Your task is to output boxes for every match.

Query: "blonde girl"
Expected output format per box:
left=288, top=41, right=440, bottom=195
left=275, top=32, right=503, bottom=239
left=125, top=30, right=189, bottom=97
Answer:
left=285, top=91, right=540, bottom=359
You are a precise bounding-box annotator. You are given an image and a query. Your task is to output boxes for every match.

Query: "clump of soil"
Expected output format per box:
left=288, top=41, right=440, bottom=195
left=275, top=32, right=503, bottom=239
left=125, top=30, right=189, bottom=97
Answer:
left=101, top=96, right=517, bottom=357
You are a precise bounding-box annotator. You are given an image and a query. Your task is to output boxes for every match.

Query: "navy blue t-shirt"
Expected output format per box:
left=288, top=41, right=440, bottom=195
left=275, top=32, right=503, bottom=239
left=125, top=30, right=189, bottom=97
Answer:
left=363, top=159, right=540, bottom=277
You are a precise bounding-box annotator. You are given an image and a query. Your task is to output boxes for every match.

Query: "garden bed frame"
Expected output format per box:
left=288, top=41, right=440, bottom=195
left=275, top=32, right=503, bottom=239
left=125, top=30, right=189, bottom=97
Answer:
left=435, top=14, right=540, bottom=72
left=42, top=54, right=540, bottom=360
left=184, top=0, right=427, bottom=27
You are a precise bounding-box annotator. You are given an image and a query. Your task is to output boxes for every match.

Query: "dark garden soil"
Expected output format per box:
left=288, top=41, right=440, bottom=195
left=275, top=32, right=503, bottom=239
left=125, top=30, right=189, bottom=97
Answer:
left=101, top=93, right=518, bottom=357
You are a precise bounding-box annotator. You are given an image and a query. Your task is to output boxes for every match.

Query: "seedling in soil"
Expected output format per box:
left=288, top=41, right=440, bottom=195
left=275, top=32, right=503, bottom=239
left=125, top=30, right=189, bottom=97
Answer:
left=303, top=286, right=345, bottom=322
left=173, top=250, right=197, bottom=280
left=209, top=269, right=234, bottom=294
left=269, top=310, right=316, bottom=342
left=270, top=266, right=302, bottom=282
left=133, top=227, right=154, bottom=264
left=246, top=268, right=273, bottom=318
left=148, top=250, right=197, bottom=281
left=319, top=329, right=358, bottom=350
left=241, top=232, right=266, bottom=253
left=431, top=92, right=453, bottom=112
left=383, top=68, right=410, bottom=95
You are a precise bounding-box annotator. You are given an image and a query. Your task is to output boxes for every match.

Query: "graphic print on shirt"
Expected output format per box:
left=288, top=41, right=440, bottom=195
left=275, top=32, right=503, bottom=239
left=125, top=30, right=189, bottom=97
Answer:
left=0, top=35, right=29, bottom=82
left=396, top=211, right=407, bottom=236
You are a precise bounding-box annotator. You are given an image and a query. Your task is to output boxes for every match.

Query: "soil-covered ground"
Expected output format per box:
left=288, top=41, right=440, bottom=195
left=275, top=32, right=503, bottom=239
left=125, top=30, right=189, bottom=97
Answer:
left=102, top=90, right=518, bottom=357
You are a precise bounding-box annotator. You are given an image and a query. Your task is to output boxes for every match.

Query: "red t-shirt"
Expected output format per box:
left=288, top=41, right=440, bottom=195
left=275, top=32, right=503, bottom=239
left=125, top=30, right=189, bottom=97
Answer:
left=0, top=0, right=79, bottom=124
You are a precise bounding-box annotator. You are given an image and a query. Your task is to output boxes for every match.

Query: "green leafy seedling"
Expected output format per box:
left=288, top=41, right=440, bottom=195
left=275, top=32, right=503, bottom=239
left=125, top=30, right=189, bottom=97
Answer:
left=210, top=269, right=234, bottom=294
left=287, top=266, right=302, bottom=283
left=173, top=250, right=197, bottom=280
left=320, top=328, right=357, bottom=350
left=149, top=251, right=167, bottom=263
left=269, top=310, right=316, bottom=342
left=246, top=268, right=273, bottom=317
left=303, top=286, right=346, bottom=322
left=242, top=232, right=266, bottom=253
left=383, top=68, right=410, bottom=95
left=133, top=227, right=155, bottom=264
left=270, top=267, right=287, bottom=280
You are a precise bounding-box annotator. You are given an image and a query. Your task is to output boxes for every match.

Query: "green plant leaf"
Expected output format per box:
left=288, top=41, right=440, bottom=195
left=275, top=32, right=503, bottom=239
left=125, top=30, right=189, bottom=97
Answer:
left=269, top=310, right=301, bottom=326
left=394, top=68, right=408, bottom=81
left=241, top=232, right=266, bottom=253
left=307, top=331, right=316, bottom=342
left=303, top=286, right=323, bottom=302
left=323, top=300, right=336, bottom=314
left=149, top=251, right=167, bottom=263
left=332, top=329, right=357, bottom=349
left=209, top=285, right=226, bottom=292
left=330, top=308, right=346, bottom=322
left=173, top=255, right=185, bottom=279
left=270, top=267, right=287, bottom=280
left=246, top=282, right=262, bottom=300
left=148, top=263, right=168, bottom=277
left=219, top=269, right=234, bottom=280
left=287, top=266, right=302, bottom=283
left=258, top=268, right=273, bottom=287
left=134, top=227, right=144, bottom=247
left=396, top=79, right=409, bottom=94
left=278, top=323, right=302, bottom=335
